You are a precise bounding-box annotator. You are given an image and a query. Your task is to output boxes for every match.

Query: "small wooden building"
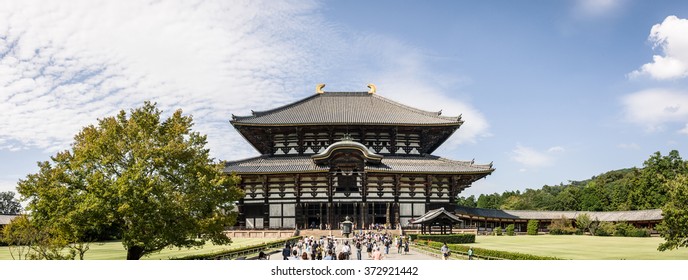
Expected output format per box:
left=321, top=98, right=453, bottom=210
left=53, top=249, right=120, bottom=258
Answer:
left=411, top=207, right=463, bottom=234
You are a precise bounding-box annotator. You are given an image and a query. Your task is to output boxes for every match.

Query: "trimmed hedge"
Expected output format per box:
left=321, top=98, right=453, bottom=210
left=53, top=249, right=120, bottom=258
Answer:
left=173, top=236, right=301, bottom=260
left=411, top=234, right=475, bottom=244
left=417, top=240, right=562, bottom=260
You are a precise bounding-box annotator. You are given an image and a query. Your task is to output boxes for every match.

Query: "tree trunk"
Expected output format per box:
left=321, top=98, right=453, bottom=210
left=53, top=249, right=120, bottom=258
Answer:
left=126, top=245, right=145, bottom=260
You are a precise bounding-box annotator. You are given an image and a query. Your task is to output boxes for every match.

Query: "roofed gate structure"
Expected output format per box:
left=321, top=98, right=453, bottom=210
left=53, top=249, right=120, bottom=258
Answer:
left=225, top=84, right=494, bottom=230
left=411, top=208, right=464, bottom=234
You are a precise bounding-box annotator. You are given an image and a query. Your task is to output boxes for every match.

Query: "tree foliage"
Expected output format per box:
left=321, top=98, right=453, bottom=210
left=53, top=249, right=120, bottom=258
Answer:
left=575, top=213, right=595, bottom=236
left=17, top=102, right=243, bottom=260
left=0, top=191, right=22, bottom=214
left=547, top=215, right=576, bottom=235
left=505, top=224, right=515, bottom=236
left=456, top=150, right=687, bottom=212
left=455, top=195, right=477, bottom=208
left=657, top=173, right=688, bottom=251
left=1, top=215, right=74, bottom=260
left=527, top=220, right=538, bottom=235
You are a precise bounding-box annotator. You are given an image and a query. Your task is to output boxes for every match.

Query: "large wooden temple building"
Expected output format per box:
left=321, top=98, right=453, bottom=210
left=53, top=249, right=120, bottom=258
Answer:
left=224, top=84, right=494, bottom=230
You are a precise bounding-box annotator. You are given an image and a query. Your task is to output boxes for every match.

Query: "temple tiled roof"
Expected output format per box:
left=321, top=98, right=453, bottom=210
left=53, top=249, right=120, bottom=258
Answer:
left=224, top=155, right=494, bottom=174
left=411, top=208, right=463, bottom=224
left=454, top=206, right=663, bottom=222
left=231, top=92, right=462, bottom=126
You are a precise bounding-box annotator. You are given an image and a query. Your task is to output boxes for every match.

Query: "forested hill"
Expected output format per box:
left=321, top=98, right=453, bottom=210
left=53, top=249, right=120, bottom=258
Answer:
left=457, top=150, right=688, bottom=211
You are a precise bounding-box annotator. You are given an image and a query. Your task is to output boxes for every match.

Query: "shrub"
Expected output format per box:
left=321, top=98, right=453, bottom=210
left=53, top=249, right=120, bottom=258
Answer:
left=630, top=228, right=651, bottom=237
left=527, top=220, right=539, bottom=235
left=493, top=226, right=502, bottom=236
left=506, top=224, right=515, bottom=236
left=548, top=215, right=577, bottom=235
left=613, top=222, right=651, bottom=237
left=576, top=213, right=593, bottom=235
left=415, top=234, right=475, bottom=244
left=613, top=222, right=634, bottom=237
left=595, top=222, right=615, bottom=236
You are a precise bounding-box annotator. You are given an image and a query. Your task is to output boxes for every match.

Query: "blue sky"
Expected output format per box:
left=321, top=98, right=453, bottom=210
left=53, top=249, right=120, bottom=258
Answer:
left=1, top=0, right=688, bottom=198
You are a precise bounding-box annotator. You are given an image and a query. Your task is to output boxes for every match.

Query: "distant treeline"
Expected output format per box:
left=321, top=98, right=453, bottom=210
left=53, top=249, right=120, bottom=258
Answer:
left=457, top=150, right=687, bottom=211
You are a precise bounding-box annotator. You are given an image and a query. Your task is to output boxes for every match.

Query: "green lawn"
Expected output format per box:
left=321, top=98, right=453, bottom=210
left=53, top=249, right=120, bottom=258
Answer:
left=0, top=238, right=280, bottom=260
left=472, top=235, right=688, bottom=260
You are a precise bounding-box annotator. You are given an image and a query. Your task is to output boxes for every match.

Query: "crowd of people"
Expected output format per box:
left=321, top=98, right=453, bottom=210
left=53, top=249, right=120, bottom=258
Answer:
left=271, top=231, right=412, bottom=260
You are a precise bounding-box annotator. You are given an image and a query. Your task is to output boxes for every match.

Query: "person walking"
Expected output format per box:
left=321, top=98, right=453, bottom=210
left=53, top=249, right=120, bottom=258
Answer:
left=468, top=247, right=474, bottom=260
left=282, top=243, right=291, bottom=260
left=341, top=241, right=351, bottom=260
left=355, top=241, right=362, bottom=260
left=384, top=238, right=391, bottom=255
left=441, top=243, right=449, bottom=260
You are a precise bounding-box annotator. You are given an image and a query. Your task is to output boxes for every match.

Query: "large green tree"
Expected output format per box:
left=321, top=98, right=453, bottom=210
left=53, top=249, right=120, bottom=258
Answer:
left=17, top=102, right=243, bottom=260
left=657, top=173, right=688, bottom=251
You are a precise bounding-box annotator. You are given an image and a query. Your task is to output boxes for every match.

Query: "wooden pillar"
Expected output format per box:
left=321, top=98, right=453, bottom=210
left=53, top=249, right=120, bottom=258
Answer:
left=361, top=203, right=367, bottom=229
left=353, top=203, right=358, bottom=229
left=425, top=175, right=432, bottom=213
left=319, top=203, right=323, bottom=230
left=386, top=202, right=391, bottom=226
left=327, top=172, right=333, bottom=229
left=261, top=175, right=269, bottom=229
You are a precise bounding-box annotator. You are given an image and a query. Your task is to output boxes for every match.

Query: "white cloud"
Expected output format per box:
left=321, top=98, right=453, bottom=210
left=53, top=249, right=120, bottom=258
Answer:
left=548, top=146, right=565, bottom=153
left=622, top=88, right=688, bottom=132
left=0, top=0, right=329, bottom=159
left=332, top=36, right=490, bottom=148
left=630, top=15, right=688, bottom=80
left=0, top=1, right=489, bottom=161
left=617, top=143, right=640, bottom=150
left=511, top=145, right=553, bottom=167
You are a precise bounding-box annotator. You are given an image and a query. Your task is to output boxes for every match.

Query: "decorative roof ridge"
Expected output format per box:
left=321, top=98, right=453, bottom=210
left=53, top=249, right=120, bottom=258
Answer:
left=436, top=157, right=494, bottom=169
left=320, top=91, right=370, bottom=95
left=230, top=90, right=463, bottom=124
left=231, top=94, right=321, bottom=122
left=370, top=93, right=462, bottom=122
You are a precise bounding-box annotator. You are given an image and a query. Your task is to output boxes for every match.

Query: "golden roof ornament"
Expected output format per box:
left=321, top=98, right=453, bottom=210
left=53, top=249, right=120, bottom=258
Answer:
left=316, top=84, right=326, bottom=94
left=367, top=83, right=376, bottom=94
